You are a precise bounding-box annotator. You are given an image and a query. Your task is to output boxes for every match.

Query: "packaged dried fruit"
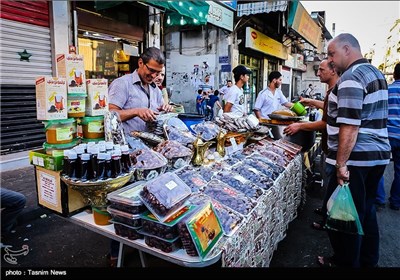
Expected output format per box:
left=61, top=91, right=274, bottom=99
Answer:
left=203, top=179, right=257, bottom=216
left=107, top=181, right=147, bottom=214
left=140, top=205, right=195, bottom=240
left=139, top=172, right=192, bottom=222
left=107, top=206, right=142, bottom=228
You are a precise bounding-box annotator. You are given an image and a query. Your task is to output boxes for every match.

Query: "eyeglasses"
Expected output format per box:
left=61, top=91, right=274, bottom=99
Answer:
left=144, top=63, right=162, bottom=75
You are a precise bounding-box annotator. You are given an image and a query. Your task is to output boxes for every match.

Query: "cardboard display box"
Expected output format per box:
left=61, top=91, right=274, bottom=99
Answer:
left=56, top=54, right=87, bottom=94
left=29, top=149, right=64, bottom=171
left=86, top=79, right=108, bottom=116
left=35, top=166, right=89, bottom=217
left=35, top=77, right=67, bottom=120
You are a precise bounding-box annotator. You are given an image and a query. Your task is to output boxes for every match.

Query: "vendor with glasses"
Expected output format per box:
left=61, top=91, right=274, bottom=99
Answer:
left=108, top=47, right=173, bottom=134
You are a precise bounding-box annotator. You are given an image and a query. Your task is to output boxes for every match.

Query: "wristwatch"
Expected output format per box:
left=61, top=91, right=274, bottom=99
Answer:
left=335, top=163, right=346, bottom=169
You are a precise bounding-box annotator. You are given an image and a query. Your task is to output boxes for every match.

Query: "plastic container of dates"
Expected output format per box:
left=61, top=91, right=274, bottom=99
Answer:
left=112, top=221, right=143, bottom=240
left=107, top=181, right=147, bottom=214
left=203, top=179, right=257, bottom=216
left=154, top=140, right=193, bottom=171
left=131, top=149, right=168, bottom=181
left=107, top=206, right=142, bottom=228
left=174, top=166, right=208, bottom=193
left=213, top=170, right=264, bottom=201
left=139, top=205, right=195, bottom=240
left=143, top=234, right=182, bottom=253
left=210, top=199, right=244, bottom=236
left=139, top=172, right=192, bottom=222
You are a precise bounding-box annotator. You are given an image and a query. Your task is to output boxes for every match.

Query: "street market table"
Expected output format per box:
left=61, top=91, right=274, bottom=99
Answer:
left=69, top=154, right=303, bottom=267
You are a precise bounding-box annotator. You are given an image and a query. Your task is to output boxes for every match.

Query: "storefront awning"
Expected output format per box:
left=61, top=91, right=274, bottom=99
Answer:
left=237, top=1, right=288, bottom=17
left=142, top=1, right=210, bottom=26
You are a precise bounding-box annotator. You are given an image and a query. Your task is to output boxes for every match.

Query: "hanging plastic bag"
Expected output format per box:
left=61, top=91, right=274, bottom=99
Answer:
left=325, top=183, right=364, bottom=235
left=326, top=185, right=341, bottom=212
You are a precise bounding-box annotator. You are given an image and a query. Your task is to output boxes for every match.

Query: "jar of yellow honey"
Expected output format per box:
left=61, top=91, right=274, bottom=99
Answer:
left=92, top=206, right=111, bottom=226
left=43, top=118, right=76, bottom=144
left=81, top=116, right=104, bottom=139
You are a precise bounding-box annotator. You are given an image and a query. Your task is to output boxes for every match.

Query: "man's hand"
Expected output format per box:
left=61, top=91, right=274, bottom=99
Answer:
left=283, top=123, right=302, bottom=136
left=136, top=108, right=159, bottom=122
left=299, top=96, right=314, bottom=107
left=337, top=166, right=350, bottom=186
left=158, top=104, right=174, bottom=113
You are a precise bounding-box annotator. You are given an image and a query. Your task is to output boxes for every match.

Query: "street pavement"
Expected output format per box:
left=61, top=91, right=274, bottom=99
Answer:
left=1, top=162, right=399, bottom=272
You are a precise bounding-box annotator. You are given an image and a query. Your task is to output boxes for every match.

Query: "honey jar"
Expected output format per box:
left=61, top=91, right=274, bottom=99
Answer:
left=92, top=206, right=111, bottom=226
left=81, top=116, right=104, bottom=139
left=43, top=118, right=76, bottom=144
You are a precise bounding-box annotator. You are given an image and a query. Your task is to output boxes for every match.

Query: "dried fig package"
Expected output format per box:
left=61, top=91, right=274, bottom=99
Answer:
left=139, top=172, right=192, bottom=222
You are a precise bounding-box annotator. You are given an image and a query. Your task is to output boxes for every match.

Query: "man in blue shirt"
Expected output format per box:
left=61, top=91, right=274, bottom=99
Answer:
left=376, top=62, right=400, bottom=211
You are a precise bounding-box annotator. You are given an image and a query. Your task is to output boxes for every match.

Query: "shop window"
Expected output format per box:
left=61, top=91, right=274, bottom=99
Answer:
left=78, top=33, right=138, bottom=84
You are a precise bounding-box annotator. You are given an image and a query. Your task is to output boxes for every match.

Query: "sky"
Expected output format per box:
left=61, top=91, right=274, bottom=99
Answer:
left=301, top=1, right=399, bottom=67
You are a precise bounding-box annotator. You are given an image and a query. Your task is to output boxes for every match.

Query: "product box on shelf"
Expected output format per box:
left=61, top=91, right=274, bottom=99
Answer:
left=29, top=149, right=64, bottom=171
left=35, top=77, right=68, bottom=120
left=86, top=79, right=108, bottom=116
left=56, top=54, right=87, bottom=94
left=35, top=166, right=88, bottom=216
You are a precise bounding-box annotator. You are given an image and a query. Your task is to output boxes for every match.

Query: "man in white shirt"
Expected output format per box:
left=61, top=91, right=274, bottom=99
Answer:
left=223, top=65, right=251, bottom=116
left=219, top=79, right=233, bottom=106
left=253, top=71, right=293, bottom=119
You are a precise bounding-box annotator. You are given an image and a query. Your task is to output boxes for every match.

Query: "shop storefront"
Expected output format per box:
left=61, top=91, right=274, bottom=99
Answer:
left=0, top=0, right=52, bottom=154
left=75, top=2, right=146, bottom=84
left=238, top=27, right=288, bottom=111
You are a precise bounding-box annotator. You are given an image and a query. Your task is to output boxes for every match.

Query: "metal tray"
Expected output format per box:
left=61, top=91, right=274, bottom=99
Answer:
left=268, top=114, right=303, bottom=121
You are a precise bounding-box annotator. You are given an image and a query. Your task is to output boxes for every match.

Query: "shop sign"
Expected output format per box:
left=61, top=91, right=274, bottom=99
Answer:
left=288, top=2, right=321, bottom=48
left=123, top=44, right=138, bottom=56
left=221, top=64, right=231, bottom=72
left=220, top=1, right=237, bottom=11
left=284, top=54, right=295, bottom=68
left=245, top=27, right=288, bottom=60
left=219, top=56, right=229, bottom=64
left=206, top=1, right=233, bottom=31
left=293, top=53, right=307, bottom=71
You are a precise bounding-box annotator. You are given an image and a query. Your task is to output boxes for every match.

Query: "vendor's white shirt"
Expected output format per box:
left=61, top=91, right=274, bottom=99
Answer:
left=225, top=85, right=245, bottom=115
left=253, top=87, right=288, bottom=118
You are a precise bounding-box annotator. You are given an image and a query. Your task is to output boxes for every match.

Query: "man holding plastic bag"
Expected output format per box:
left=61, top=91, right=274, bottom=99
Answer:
left=319, top=34, right=391, bottom=267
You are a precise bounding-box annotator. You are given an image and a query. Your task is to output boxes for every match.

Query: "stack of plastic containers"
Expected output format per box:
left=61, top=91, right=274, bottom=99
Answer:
left=107, top=182, right=147, bottom=240
left=139, top=172, right=192, bottom=253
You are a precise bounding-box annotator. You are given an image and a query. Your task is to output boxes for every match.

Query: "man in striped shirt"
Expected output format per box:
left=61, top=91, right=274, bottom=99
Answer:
left=318, top=33, right=391, bottom=268
left=376, top=63, right=400, bottom=210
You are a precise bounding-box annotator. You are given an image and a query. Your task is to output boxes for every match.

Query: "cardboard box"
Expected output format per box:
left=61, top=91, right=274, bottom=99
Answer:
left=86, top=79, right=108, bottom=116
left=35, top=77, right=67, bottom=120
left=35, top=166, right=88, bottom=217
left=29, top=149, right=64, bottom=171
left=56, top=54, right=87, bottom=94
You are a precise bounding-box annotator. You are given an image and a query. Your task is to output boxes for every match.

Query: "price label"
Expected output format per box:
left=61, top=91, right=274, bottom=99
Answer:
left=229, top=137, right=238, bottom=151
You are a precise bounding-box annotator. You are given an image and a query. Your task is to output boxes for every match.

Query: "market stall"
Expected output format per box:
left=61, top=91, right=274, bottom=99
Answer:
left=29, top=51, right=313, bottom=267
